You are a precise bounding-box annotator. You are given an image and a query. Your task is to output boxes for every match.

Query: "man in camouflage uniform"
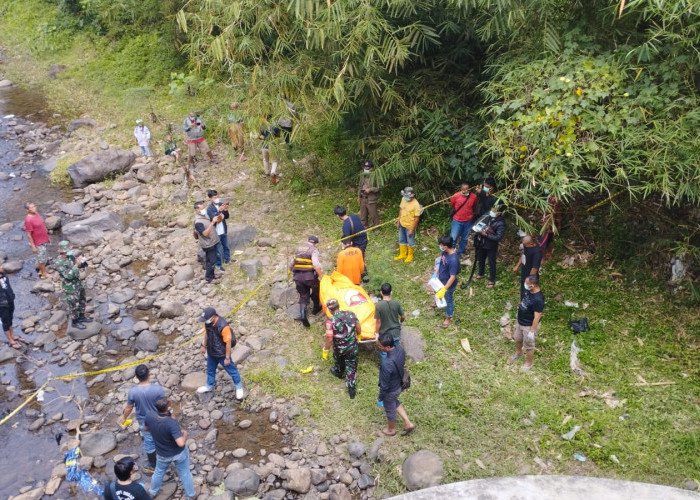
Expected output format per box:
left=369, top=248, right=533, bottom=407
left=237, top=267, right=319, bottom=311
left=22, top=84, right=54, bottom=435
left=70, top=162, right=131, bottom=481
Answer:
left=323, top=299, right=361, bottom=399
left=53, top=241, right=91, bottom=330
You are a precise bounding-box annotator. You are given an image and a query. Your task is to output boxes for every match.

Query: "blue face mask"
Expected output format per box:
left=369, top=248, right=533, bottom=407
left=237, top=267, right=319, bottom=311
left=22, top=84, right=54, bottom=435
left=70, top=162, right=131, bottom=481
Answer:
left=483, top=186, right=490, bottom=193
left=205, top=319, right=212, bottom=325
left=403, top=196, right=411, bottom=201
left=363, top=169, right=371, bottom=175
left=489, top=210, right=497, bottom=218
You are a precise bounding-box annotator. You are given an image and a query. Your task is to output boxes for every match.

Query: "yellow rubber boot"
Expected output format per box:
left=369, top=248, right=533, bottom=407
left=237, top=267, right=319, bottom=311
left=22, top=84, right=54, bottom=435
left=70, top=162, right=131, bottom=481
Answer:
left=404, top=246, right=415, bottom=263
left=394, top=244, right=408, bottom=261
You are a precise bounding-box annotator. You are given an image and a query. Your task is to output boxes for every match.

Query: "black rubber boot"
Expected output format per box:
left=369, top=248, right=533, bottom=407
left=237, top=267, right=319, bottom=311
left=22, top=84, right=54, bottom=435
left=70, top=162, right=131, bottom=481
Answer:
left=78, top=315, right=93, bottom=323
left=330, top=366, right=343, bottom=379
left=311, top=300, right=322, bottom=315
left=298, top=306, right=310, bottom=328
left=143, top=452, right=157, bottom=474
left=72, top=321, right=86, bottom=330
left=348, top=386, right=356, bottom=399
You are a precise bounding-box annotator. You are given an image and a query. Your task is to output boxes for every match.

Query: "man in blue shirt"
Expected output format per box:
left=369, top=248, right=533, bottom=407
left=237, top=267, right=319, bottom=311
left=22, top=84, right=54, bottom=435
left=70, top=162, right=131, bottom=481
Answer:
left=146, top=397, right=196, bottom=499
left=436, top=235, right=460, bottom=328
left=377, top=333, right=415, bottom=436
left=119, top=364, right=165, bottom=475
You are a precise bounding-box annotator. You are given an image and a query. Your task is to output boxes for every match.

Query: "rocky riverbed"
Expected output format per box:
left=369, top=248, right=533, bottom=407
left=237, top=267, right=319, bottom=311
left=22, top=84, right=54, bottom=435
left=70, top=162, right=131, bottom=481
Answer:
left=0, top=79, right=440, bottom=500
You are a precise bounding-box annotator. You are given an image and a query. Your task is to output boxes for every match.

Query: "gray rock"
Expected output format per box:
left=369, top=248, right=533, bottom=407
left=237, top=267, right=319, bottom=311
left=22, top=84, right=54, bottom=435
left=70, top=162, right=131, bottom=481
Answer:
left=67, top=149, right=136, bottom=187
left=10, top=488, right=44, bottom=500
left=29, top=417, right=45, bottom=431
left=402, top=450, right=443, bottom=491
left=284, top=468, right=311, bottom=493
left=33, top=331, right=57, bottom=348
left=44, top=215, right=62, bottom=230
left=368, top=438, right=384, bottom=461
left=68, top=321, right=102, bottom=340
left=60, top=201, right=85, bottom=216
left=240, top=259, right=262, bottom=279
left=181, top=372, right=206, bottom=390
left=62, top=211, right=124, bottom=247
left=135, top=296, right=156, bottom=310
left=262, top=490, right=286, bottom=500
left=132, top=321, right=149, bottom=333
left=2, top=260, right=23, bottom=274
left=135, top=330, right=159, bottom=352
left=268, top=284, right=297, bottom=310
left=146, top=275, right=171, bottom=292
left=231, top=344, right=252, bottom=364
left=224, top=468, right=260, bottom=497
left=114, top=328, right=135, bottom=341
left=257, top=237, right=278, bottom=247
left=328, top=484, right=352, bottom=500
left=238, top=420, right=252, bottom=429
left=207, top=467, right=226, bottom=485
left=31, top=280, right=55, bottom=293
left=80, top=431, right=117, bottom=456
left=310, top=469, right=327, bottom=485
left=227, top=224, right=257, bottom=250
left=173, top=265, right=194, bottom=285
left=0, top=347, right=15, bottom=363
left=358, top=474, right=374, bottom=489
left=0, top=80, right=12, bottom=88
left=110, top=288, right=135, bottom=304
left=348, top=442, right=367, bottom=459
left=159, top=301, right=184, bottom=318
left=401, top=325, right=426, bottom=362
left=48, top=63, right=67, bottom=79
left=210, top=493, right=233, bottom=500
left=232, top=448, right=247, bottom=458
left=68, top=118, right=97, bottom=132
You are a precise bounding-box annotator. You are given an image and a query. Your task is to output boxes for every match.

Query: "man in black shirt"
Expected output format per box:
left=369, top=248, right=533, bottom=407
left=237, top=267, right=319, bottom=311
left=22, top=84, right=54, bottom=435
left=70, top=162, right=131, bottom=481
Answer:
left=334, top=205, right=368, bottom=256
left=377, top=334, right=415, bottom=436
left=510, top=275, right=545, bottom=371
left=104, top=457, right=152, bottom=500
left=512, top=235, right=542, bottom=297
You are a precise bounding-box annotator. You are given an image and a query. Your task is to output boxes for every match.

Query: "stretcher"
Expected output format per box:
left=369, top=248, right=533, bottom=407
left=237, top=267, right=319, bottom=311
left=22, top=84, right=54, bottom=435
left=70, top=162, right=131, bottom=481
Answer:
left=319, top=271, right=377, bottom=343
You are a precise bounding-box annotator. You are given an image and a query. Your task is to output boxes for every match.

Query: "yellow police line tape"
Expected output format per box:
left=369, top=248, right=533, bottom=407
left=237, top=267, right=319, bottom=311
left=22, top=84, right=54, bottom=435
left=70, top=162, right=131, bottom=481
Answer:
left=0, top=188, right=622, bottom=427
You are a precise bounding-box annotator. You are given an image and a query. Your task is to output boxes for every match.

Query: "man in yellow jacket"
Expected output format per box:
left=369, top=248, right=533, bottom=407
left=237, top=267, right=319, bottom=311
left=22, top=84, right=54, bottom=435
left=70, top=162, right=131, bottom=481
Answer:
left=394, top=187, right=422, bottom=263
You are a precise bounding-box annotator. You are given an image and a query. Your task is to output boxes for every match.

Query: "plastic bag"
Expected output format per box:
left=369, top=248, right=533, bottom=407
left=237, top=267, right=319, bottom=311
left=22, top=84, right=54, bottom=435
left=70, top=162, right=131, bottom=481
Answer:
left=64, top=446, right=104, bottom=495
left=319, top=271, right=376, bottom=340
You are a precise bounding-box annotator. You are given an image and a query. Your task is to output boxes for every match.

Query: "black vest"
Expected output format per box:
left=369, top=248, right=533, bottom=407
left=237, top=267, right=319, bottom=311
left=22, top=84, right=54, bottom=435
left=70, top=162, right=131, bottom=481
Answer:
left=205, top=316, right=235, bottom=358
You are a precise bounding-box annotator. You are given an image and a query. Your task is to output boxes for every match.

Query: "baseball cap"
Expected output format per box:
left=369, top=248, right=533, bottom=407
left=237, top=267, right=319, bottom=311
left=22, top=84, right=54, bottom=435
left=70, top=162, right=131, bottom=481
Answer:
left=401, top=186, right=415, bottom=197
left=308, top=235, right=319, bottom=244
left=199, top=307, right=217, bottom=322
left=363, top=161, right=374, bottom=168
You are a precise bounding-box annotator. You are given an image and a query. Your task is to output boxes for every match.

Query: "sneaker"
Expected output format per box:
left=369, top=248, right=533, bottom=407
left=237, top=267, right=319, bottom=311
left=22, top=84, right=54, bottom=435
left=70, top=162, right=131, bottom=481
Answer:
left=235, top=386, right=246, bottom=400
left=196, top=385, right=213, bottom=393
left=218, top=267, right=226, bottom=272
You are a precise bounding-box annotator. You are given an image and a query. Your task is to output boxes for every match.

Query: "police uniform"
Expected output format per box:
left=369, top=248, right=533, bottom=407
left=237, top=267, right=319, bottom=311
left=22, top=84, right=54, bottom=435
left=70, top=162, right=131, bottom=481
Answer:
left=290, top=238, right=322, bottom=325
left=358, top=167, right=380, bottom=228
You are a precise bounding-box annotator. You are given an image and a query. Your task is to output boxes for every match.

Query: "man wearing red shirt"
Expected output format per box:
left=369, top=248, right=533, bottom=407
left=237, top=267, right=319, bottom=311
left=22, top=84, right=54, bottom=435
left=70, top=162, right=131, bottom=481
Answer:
left=24, top=203, right=50, bottom=279
left=449, top=183, right=478, bottom=259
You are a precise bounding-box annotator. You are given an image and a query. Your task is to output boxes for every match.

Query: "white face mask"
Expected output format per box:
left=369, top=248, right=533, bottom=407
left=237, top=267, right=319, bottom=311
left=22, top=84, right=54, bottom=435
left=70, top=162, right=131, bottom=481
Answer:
left=524, top=283, right=532, bottom=291
left=200, top=209, right=207, bottom=216
left=214, top=198, right=220, bottom=204
left=483, top=186, right=490, bottom=193
left=363, top=169, right=371, bottom=174
left=489, top=210, right=497, bottom=218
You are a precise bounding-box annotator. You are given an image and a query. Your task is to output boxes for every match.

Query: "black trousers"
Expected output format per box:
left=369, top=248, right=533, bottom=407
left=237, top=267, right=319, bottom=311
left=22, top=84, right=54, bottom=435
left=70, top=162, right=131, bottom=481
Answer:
left=294, top=275, right=319, bottom=307
left=203, top=245, right=218, bottom=282
left=477, top=247, right=498, bottom=283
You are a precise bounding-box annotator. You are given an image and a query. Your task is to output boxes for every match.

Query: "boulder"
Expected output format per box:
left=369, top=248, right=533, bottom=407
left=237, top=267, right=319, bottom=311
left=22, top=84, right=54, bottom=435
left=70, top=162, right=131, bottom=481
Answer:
left=173, top=265, right=195, bottom=285
left=46, top=311, right=67, bottom=328
left=402, top=450, right=443, bottom=491
left=114, top=328, right=135, bottom=341
left=135, top=330, right=159, bottom=352
left=328, top=484, right=352, bottom=500
left=31, top=281, right=55, bottom=293
left=2, top=260, right=23, bottom=274
left=401, top=326, right=426, bottom=362
left=159, top=301, right=184, bottom=318
left=60, top=202, right=85, bottom=216
left=224, top=468, right=260, bottom=497
left=80, top=431, right=117, bottom=457
left=146, top=275, right=171, bottom=292
left=68, top=118, right=97, bottom=132
left=67, top=149, right=136, bottom=187
left=0, top=79, right=13, bottom=88
left=257, top=237, right=278, bottom=247
left=284, top=468, right=311, bottom=494
left=231, top=344, right=252, bottom=365
left=62, top=211, right=124, bottom=247
left=348, top=442, right=367, bottom=459
left=227, top=224, right=257, bottom=250
left=33, top=331, right=57, bottom=348
left=110, top=288, right=135, bottom=304
left=132, top=321, right=149, bottom=333
left=268, top=284, right=297, bottom=310
left=135, top=296, right=156, bottom=310
left=0, top=346, right=15, bottom=363
left=240, top=259, right=262, bottom=279
left=67, top=321, right=102, bottom=340
left=181, top=372, right=206, bottom=390
left=45, top=215, right=62, bottom=230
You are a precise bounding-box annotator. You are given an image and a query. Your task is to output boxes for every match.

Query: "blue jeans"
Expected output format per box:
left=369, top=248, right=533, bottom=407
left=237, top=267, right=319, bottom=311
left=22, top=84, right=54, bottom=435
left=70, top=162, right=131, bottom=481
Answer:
left=140, top=429, right=155, bottom=454
left=149, top=447, right=195, bottom=498
left=450, top=219, right=473, bottom=256
left=206, top=355, right=242, bottom=389
left=379, top=336, right=401, bottom=360
left=215, top=233, right=230, bottom=267
left=398, top=226, right=416, bottom=247
left=140, top=146, right=151, bottom=157
left=445, top=286, right=455, bottom=318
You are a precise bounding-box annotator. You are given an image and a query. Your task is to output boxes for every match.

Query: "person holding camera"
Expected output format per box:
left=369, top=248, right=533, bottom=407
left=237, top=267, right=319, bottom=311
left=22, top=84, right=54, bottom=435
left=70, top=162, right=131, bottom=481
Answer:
left=53, top=240, right=91, bottom=330
left=183, top=111, right=215, bottom=170
left=206, top=190, right=231, bottom=272
left=475, top=205, right=506, bottom=288
left=194, top=201, right=222, bottom=284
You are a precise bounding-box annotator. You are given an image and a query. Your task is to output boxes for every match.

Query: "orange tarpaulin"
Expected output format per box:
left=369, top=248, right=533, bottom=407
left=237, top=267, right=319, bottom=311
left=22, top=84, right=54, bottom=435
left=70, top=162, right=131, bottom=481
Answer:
left=319, top=271, right=376, bottom=341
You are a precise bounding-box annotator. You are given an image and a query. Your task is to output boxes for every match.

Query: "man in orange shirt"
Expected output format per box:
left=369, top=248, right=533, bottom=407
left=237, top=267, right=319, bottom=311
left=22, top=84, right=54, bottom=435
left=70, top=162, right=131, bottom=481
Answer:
left=336, top=241, right=365, bottom=285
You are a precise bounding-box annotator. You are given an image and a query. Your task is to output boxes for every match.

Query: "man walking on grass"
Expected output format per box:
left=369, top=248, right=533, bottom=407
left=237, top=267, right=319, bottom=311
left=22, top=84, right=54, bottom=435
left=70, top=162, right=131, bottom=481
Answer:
left=377, top=333, right=415, bottom=436
left=196, top=307, right=246, bottom=400
left=510, top=275, right=545, bottom=371
left=323, top=298, right=360, bottom=399
left=119, top=364, right=165, bottom=475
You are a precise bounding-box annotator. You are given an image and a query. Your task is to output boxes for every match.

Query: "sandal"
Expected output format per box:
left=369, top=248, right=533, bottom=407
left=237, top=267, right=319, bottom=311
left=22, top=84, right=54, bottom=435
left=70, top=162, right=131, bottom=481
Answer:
left=9, top=342, right=22, bottom=350
left=486, top=282, right=495, bottom=288
left=474, top=275, right=485, bottom=280
left=401, top=425, right=416, bottom=436
left=508, top=354, right=523, bottom=363
left=377, top=429, right=396, bottom=437
left=15, top=337, right=27, bottom=343
left=440, top=319, right=452, bottom=329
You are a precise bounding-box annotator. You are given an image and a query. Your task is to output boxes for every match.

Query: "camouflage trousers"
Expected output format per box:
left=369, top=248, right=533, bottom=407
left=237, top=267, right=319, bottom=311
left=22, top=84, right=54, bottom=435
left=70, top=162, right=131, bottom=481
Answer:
left=333, top=348, right=358, bottom=390
left=64, top=284, right=86, bottom=321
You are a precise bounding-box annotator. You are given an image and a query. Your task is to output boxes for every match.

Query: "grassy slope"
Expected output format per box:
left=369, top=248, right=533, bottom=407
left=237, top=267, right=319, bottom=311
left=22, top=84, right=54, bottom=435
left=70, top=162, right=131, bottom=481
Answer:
left=1, top=2, right=699, bottom=496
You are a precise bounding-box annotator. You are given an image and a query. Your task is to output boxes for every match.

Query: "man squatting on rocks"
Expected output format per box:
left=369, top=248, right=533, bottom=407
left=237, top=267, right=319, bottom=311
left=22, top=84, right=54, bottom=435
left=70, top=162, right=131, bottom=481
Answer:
left=24, top=202, right=50, bottom=279
left=377, top=333, right=415, bottom=437
left=103, top=456, right=152, bottom=500
left=290, top=235, right=323, bottom=328
left=119, top=363, right=165, bottom=475
left=53, top=240, right=91, bottom=330
left=196, top=307, right=246, bottom=400
left=145, top=397, right=196, bottom=499
left=193, top=201, right=223, bottom=284
left=206, top=190, right=231, bottom=273
left=323, top=298, right=360, bottom=399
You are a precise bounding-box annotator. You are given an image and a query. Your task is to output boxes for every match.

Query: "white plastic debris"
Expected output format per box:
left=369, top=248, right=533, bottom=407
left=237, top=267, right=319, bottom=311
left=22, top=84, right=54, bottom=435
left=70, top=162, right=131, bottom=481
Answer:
left=505, top=300, right=513, bottom=311
left=564, top=300, right=579, bottom=308
left=36, top=390, right=45, bottom=402
left=570, top=341, right=587, bottom=376
left=499, top=312, right=510, bottom=327
left=562, top=425, right=582, bottom=440
left=411, top=309, right=420, bottom=318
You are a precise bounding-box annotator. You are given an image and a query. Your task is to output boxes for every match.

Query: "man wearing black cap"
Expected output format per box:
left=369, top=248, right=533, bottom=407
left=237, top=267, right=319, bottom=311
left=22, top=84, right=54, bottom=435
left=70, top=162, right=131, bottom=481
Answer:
left=333, top=205, right=368, bottom=257
left=357, top=160, right=380, bottom=228
left=206, top=189, right=231, bottom=272
left=196, top=307, right=245, bottom=400
left=289, top=236, right=323, bottom=327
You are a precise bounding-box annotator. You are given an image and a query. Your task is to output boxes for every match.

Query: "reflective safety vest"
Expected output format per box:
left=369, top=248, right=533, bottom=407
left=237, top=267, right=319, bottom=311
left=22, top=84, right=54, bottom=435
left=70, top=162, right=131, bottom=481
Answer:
left=292, top=242, right=316, bottom=274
